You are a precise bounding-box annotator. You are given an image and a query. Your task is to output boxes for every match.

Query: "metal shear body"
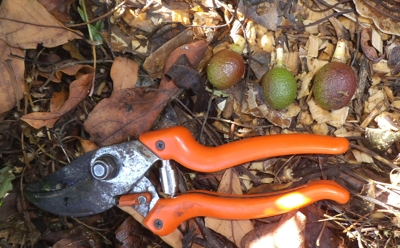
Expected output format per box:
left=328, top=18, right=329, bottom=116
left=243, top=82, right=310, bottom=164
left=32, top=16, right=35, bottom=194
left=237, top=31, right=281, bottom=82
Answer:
left=25, top=126, right=350, bottom=236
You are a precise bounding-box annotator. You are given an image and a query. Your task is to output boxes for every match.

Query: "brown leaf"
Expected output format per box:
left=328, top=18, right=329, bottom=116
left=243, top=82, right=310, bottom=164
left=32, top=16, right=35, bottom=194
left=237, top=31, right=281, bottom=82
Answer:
left=204, top=169, right=254, bottom=246
left=0, top=193, right=17, bottom=222
left=248, top=181, right=294, bottom=194
left=115, top=217, right=142, bottom=248
left=75, top=136, right=99, bottom=153
left=38, top=0, right=75, bottom=22
left=0, top=0, right=81, bottom=49
left=143, top=29, right=194, bottom=79
left=62, top=42, right=85, bottom=61
left=238, top=0, right=281, bottom=31
left=118, top=206, right=183, bottom=248
left=165, top=54, right=209, bottom=112
left=50, top=90, right=69, bottom=112
left=39, top=63, right=94, bottom=83
left=110, top=57, right=138, bottom=92
left=53, top=239, right=88, bottom=248
left=83, top=87, right=174, bottom=146
left=0, top=40, right=25, bottom=114
left=42, top=226, right=101, bottom=247
left=360, top=28, right=384, bottom=64
left=302, top=205, right=347, bottom=248
left=354, top=0, right=400, bottom=35
left=241, top=82, right=292, bottom=128
left=84, top=40, right=208, bottom=146
left=21, top=74, right=92, bottom=129
left=388, top=46, right=400, bottom=75
left=0, top=214, right=40, bottom=244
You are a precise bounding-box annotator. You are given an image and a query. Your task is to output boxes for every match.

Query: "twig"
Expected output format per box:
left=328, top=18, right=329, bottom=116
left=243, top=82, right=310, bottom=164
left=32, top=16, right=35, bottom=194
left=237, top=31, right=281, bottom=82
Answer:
left=80, top=0, right=97, bottom=96
left=316, top=220, right=327, bottom=246
left=303, top=0, right=352, bottom=12
left=36, top=144, right=68, bottom=165
left=200, top=87, right=214, bottom=142
left=207, top=116, right=272, bottom=129
left=330, top=204, right=367, bottom=244
left=278, top=10, right=354, bottom=29
left=144, top=87, right=223, bottom=146
left=356, top=194, right=400, bottom=214
left=71, top=217, right=113, bottom=245
left=350, top=143, right=398, bottom=170
left=20, top=132, right=34, bottom=248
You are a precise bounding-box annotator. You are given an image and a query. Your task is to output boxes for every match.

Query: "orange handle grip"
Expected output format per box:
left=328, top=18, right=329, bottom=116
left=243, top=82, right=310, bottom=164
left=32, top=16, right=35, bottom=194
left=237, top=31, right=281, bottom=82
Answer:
left=143, top=180, right=350, bottom=236
left=139, top=126, right=349, bottom=172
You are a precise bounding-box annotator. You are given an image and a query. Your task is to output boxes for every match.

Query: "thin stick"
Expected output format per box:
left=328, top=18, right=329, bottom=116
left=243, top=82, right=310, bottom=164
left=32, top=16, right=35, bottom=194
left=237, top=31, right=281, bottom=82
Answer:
left=350, top=143, right=398, bottom=169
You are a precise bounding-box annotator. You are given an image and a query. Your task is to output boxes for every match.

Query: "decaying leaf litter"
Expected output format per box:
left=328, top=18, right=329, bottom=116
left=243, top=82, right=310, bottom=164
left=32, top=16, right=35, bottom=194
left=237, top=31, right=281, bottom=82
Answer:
left=0, top=0, right=400, bottom=246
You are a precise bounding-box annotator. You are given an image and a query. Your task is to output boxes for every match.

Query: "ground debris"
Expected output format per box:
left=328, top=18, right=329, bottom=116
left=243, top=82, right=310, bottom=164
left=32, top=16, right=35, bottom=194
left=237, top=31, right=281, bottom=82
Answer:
left=1, top=0, right=400, bottom=247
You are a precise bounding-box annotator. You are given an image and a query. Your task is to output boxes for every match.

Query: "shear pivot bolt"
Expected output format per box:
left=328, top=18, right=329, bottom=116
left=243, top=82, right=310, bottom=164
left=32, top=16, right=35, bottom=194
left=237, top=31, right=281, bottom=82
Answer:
left=156, top=140, right=165, bottom=150
left=154, top=219, right=163, bottom=229
left=137, top=195, right=147, bottom=204
left=92, top=155, right=119, bottom=180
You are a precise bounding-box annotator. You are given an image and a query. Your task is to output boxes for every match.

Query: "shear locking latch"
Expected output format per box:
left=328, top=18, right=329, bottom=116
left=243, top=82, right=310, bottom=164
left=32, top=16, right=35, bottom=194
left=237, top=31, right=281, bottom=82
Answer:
left=159, top=160, right=178, bottom=197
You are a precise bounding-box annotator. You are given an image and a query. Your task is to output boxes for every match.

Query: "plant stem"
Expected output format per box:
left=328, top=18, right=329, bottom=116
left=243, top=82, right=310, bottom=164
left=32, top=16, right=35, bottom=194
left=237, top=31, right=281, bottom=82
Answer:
left=80, top=0, right=97, bottom=96
left=332, top=39, right=347, bottom=63
left=275, top=46, right=284, bottom=67
left=229, top=35, right=245, bottom=54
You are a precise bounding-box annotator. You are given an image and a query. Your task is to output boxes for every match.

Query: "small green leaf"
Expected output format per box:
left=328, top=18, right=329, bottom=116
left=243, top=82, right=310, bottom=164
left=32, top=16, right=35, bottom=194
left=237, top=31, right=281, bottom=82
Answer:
left=0, top=167, right=15, bottom=205
left=205, top=86, right=230, bottom=97
left=95, top=20, right=105, bottom=31
left=77, top=6, right=87, bottom=22
left=88, top=24, right=97, bottom=35
left=93, top=33, right=103, bottom=43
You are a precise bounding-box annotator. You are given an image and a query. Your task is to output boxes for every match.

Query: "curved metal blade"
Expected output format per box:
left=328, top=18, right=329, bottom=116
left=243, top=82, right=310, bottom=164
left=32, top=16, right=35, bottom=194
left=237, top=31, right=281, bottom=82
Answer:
left=24, top=141, right=160, bottom=216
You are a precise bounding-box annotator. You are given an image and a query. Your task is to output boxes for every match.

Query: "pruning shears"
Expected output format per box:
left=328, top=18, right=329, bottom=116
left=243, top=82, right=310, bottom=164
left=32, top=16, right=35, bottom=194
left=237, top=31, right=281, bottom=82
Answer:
left=24, top=126, right=350, bottom=236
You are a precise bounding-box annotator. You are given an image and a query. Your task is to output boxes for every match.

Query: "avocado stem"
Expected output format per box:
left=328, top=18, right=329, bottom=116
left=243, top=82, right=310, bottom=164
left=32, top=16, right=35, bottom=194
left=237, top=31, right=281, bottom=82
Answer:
left=229, top=35, right=246, bottom=54
left=275, top=46, right=284, bottom=67
left=332, top=40, right=347, bottom=63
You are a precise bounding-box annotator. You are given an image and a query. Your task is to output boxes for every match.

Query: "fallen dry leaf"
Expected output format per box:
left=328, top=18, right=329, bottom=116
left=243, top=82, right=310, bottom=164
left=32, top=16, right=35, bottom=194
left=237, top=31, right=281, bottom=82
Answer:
left=143, top=29, right=194, bottom=79
left=62, top=42, right=85, bottom=61
left=238, top=0, right=280, bottom=31
left=39, top=64, right=94, bottom=83
left=241, top=82, right=292, bottom=128
left=21, top=74, right=93, bottom=129
left=354, top=0, right=400, bottom=36
left=42, top=226, right=101, bottom=248
left=83, top=87, right=176, bottom=146
left=360, top=28, right=384, bottom=63
left=0, top=0, right=81, bottom=49
left=118, top=206, right=183, bottom=248
left=50, top=90, right=69, bottom=112
left=115, top=216, right=142, bottom=248
left=75, top=137, right=99, bottom=153
left=52, top=239, right=87, bottom=248
left=165, top=54, right=209, bottom=112
left=302, top=205, right=345, bottom=248
left=248, top=181, right=294, bottom=194
left=110, top=57, right=138, bottom=92
left=84, top=40, right=208, bottom=146
left=205, top=169, right=254, bottom=246
left=0, top=214, right=40, bottom=244
left=0, top=39, right=25, bottom=115
left=388, top=46, right=400, bottom=75
left=38, top=0, right=75, bottom=23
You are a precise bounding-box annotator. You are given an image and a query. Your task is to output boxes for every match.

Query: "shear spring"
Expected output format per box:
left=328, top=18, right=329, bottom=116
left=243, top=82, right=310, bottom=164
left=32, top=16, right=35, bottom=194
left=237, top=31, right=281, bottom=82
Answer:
left=159, top=160, right=178, bottom=197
